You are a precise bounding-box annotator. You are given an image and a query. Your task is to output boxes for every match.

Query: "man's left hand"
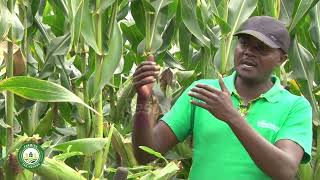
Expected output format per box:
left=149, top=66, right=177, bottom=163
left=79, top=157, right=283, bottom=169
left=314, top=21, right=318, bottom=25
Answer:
left=188, top=77, right=240, bottom=123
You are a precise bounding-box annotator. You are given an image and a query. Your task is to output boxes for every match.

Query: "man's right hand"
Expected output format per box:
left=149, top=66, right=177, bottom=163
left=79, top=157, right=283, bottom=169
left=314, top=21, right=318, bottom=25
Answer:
left=133, top=55, right=160, bottom=101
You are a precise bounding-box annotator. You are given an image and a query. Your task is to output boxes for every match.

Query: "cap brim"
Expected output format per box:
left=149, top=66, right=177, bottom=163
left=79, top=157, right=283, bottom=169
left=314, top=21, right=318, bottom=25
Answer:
left=234, top=30, right=280, bottom=49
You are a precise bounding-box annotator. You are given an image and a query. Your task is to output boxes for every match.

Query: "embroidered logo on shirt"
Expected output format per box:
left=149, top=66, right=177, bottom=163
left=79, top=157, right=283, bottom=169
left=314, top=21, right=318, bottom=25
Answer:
left=257, top=120, right=279, bottom=132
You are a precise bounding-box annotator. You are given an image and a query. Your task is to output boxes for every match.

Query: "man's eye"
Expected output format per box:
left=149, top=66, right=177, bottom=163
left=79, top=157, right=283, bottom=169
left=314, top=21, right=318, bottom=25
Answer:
left=256, top=45, right=265, bottom=51
left=256, top=44, right=270, bottom=52
left=239, top=38, right=248, bottom=46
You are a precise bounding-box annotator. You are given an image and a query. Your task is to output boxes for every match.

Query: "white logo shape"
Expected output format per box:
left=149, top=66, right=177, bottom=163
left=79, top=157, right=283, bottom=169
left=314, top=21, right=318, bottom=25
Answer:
left=257, top=120, right=279, bottom=132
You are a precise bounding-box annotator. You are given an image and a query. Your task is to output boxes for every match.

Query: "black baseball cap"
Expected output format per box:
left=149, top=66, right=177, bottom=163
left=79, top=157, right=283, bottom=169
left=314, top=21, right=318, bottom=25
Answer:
left=234, top=16, right=290, bottom=53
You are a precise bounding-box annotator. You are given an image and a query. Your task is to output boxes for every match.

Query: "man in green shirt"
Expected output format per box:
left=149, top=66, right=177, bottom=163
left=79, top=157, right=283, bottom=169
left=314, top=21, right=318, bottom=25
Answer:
left=132, top=16, right=312, bottom=179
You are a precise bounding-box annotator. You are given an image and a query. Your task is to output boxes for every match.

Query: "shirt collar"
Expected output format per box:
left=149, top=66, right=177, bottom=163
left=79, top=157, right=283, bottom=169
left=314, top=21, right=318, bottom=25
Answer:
left=223, top=71, right=284, bottom=103
left=260, top=76, right=284, bottom=103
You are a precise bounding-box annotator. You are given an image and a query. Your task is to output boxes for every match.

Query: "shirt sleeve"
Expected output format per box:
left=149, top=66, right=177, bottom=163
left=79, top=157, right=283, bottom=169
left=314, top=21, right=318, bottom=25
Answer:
left=160, top=82, right=196, bottom=142
left=274, top=97, right=313, bottom=163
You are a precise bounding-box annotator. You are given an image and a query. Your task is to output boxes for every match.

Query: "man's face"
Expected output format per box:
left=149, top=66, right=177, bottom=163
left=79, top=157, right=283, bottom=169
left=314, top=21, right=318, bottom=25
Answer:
left=234, top=34, right=285, bottom=83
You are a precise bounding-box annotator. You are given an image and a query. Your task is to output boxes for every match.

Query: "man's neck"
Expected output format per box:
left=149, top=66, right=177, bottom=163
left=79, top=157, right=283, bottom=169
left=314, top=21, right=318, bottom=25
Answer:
left=235, top=76, right=274, bottom=104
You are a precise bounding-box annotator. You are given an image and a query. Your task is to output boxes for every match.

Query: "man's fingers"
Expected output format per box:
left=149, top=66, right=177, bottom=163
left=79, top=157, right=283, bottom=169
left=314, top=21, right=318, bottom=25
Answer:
left=138, top=61, right=156, bottom=67
left=134, top=65, right=160, bottom=76
left=195, top=84, right=221, bottom=94
left=188, top=92, right=205, bottom=101
left=136, top=61, right=156, bottom=70
left=147, top=55, right=155, bottom=62
left=133, top=78, right=156, bottom=87
left=190, top=100, right=210, bottom=110
left=188, top=92, right=213, bottom=104
left=218, top=77, right=229, bottom=93
left=133, top=71, right=159, bottom=82
left=190, top=87, right=218, bottom=100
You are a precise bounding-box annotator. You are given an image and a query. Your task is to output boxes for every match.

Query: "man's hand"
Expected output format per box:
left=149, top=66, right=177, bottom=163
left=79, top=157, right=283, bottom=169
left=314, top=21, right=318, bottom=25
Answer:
left=188, top=77, right=240, bottom=123
left=133, top=55, right=160, bottom=101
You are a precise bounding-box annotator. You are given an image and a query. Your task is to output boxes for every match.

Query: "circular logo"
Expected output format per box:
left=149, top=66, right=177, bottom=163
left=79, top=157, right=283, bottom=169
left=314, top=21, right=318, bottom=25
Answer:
left=18, top=143, right=44, bottom=169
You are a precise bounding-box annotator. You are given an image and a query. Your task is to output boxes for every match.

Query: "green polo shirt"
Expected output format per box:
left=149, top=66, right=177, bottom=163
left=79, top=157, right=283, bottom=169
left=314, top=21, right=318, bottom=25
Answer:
left=161, top=72, right=312, bottom=180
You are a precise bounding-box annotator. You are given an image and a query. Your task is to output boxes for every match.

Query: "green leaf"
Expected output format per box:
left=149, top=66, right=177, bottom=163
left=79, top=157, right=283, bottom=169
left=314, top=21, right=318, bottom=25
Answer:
left=69, top=0, right=84, bottom=51
left=315, top=139, right=320, bottom=179
left=289, top=0, right=320, bottom=32
left=49, top=0, right=69, bottom=17
left=143, top=0, right=174, bottom=53
left=158, top=18, right=176, bottom=53
left=173, top=141, right=193, bottom=159
left=41, top=140, right=53, bottom=149
left=137, top=37, right=162, bottom=55
left=289, top=37, right=319, bottom=124
left=0, top=76, right=99, bottom=115
left=131, top=0, right=146, bottom=35
left=206, top=25, right=220, bottom=48
left=55, top=127, right=77, bottom=136
left=142, top=0, right=156, bottom=13
left=91, top=21, right=122, bottom=101
left=34, top=41, right=45, bottom=64
left=66, top=0, right=82, bottom=18
left=139, top=146, right=168, bottom=163
left=179, top=23, right=192, bottom=66
left=228, top=0, right=258, bottom=37
left=114, top=77, right=136, bottom=122
left=310, top=3, right=320, bottom=49
left=0, top=118, right=11, bottom=128
left=43, top=1, right=66, bottom=36
left=16, top=169, right=33, bottom=180
left=0, top=2, right=24, bottom=42
left=279, top=0, right=295, bottom=25
left=210, top=0, right=222, bottom=17
left=34, top=108, right=53, bottom=137
left=295, top=16, right=317, bottom=56
left=54, top=138, right=108, bottom=155
left=12, top=13, right=24, bottom=42
left=214, top=14, right=231, bottom=35
left=260, top=0, right=277, bottom=17
left=199, top=0, right=210, bottom=23
left=45, top=33, right=71, bottom=62
left=289, top=38, right=315, bottom=81
left=162, top=51, right=184, bottom=70
left=140, top=162, right=179, bottom=180
left=106, top=125, right=138, bottom=167
left=181, top=0, right=210, bottom=47
left=120, top=21, right=144, bottom=51
left=297, top=163, right=313, bottom=180
left=150, top=0, right=174, bottom=10
left=101, top=124, right=114, bottom=167
left=81, top=0, right=100, bottom=54
left=58, top=102, right=73, bottom=125
left=53, top=151, right=84, bottom=162
left=30, top=157, right=86, bottom=180
left=0, top=3, right=12, bottom=41
left=214, top=38, right=237, bottom=74
left=97, top=0, right=116, bottom=14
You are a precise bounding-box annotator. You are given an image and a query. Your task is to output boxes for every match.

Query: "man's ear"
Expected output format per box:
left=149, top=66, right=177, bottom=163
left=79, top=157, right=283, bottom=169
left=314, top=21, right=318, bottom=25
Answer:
left=278, top=51, right=288, bottom=65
